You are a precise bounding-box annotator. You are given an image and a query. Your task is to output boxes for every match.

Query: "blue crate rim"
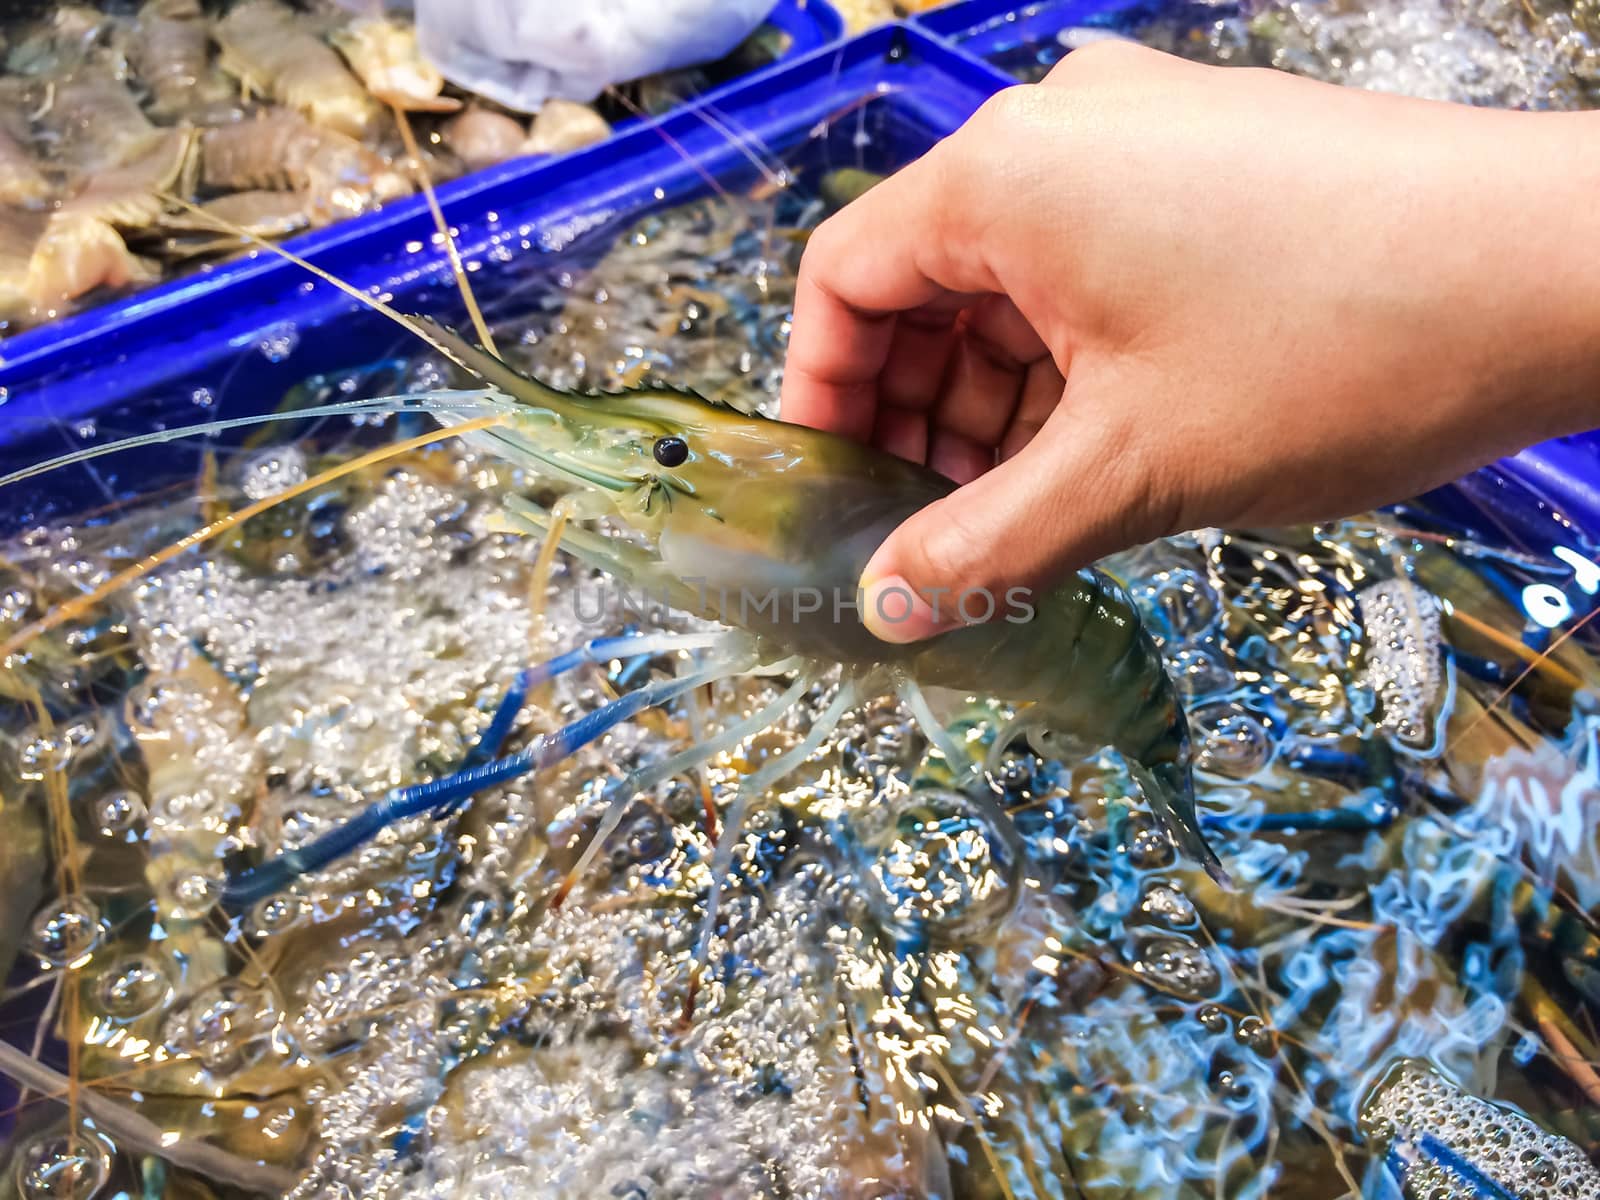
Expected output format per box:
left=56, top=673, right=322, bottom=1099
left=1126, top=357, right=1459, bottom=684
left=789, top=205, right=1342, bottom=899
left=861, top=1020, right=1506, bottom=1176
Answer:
left=0, top=0, right=846, bottom=372
left=0, top=22, right=1002, bottom=403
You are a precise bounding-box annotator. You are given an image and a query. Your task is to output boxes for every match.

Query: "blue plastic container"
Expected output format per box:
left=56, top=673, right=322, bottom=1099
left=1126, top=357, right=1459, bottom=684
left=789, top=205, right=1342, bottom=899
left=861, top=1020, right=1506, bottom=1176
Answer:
left=763, top=0, right=848, bottom=59
left=0, top=24, right=996, bottom=524
left=603, top=0, right=848, bottom=126
left=912, top=0, right=1171, bottom=83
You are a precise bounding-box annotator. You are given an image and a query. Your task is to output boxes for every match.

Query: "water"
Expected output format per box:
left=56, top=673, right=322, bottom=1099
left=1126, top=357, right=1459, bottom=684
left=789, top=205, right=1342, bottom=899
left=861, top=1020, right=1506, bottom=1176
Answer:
left=1, top=47, right=1599, bottom=1200
left=982, top=0, right=1600, bottom=107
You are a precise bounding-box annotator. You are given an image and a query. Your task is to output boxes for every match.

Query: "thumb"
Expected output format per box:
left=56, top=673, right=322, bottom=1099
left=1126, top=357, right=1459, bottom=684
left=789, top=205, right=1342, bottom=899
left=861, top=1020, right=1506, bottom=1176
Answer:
left=858, top=412, right=1150, bottom=644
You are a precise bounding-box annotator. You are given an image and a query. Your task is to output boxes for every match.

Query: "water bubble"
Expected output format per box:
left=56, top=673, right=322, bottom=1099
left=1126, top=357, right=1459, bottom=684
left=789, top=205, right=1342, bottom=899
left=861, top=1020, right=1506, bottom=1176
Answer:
left=190, top=387, right=215, bottom=408
left=27, top=897, right=104, bottom=967
left=96, top=955, right=173, bottom=1020
left=1191, top=706, right=1274, bottom=778
left=251, top=893, right=309, bottom=934
left=0, top=586, right=32, bottom=625
left=1214, top=1069, right=1250, bottom=1102
left=15, top=1131, right=111, bottom=1199
left=18, top=718, right=101, bottom=781
left=238, top=446, right=309, bottom=501
left=1138, top=569, right=1221, bottom=639
left=854, top=787, right=1019, bottom=942
left=184, top=982, right=284, bottom=1074
left=1141, top=883, right=1196, bottom=925
left=92, top=790, right=145, bottom=840
left=159, top=868, right=224, bottom=920
left=1197, top=1003, right=1229, bottom=1033
left=1234, top=1015, right=1278, bottom=1055
left=1166, top=647, right=1231, bottom=698
left=257, top=323, right=300, bottom=362
left=1126, top=822, right=1175, bottom=869
left=1130, top=933, right=1220, bottom=999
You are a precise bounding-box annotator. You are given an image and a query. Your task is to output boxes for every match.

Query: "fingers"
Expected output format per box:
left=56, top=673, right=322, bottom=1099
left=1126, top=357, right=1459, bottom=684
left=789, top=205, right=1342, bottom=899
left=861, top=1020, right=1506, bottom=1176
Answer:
left=874, top=298, right=1059, bottom=479
left=779, top=124, right=1002, bottom=438
left=859, top=388, right=1154, bottom=643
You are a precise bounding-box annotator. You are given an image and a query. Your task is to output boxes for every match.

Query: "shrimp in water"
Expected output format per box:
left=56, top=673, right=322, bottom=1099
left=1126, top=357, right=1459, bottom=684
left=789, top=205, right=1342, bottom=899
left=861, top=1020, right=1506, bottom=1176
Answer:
left=3, top=212, right=1225, bottom=1000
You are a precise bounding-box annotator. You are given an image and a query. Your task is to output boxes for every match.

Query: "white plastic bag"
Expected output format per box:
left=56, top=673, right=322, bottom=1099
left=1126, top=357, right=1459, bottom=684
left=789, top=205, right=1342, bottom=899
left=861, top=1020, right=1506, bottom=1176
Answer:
left=414, top=0, right=775, bottom=113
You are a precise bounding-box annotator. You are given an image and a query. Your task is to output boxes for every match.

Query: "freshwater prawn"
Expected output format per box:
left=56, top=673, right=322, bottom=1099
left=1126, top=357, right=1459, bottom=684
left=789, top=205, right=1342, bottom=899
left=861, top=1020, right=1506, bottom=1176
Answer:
left=1, top=198, right=1225, bottom=1001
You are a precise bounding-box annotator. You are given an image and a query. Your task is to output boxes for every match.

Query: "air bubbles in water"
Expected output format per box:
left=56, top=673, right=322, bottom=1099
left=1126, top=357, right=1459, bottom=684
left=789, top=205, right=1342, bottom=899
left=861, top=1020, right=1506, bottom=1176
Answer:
left=92, top=790, right=144, bottom=840
left=1234, top=1015, right=1278, bottom=1056
left=96, top=955, right=173, bottom=1021
left=238, top=445, right=309, bottom=501
left=27, top=896, right=104, bottom=968
left=158, top=868, right=225, bottom=920
left=1125, top=821, right=1175, bottom=870
left=0, top=586, right=32, bottom=625
left=1141, top=882, right=1196, bottom=925
left=854, top=786, right=1019, bottom=942
left=251, top=892, right=310, bottom=935
left=1129, top=932, right=1219, bottom=1000
left=1191, top=705, right=1274, bottom=778
left=1361, top=1059, right=1600, bottom=1199
left=1196, top=1003, right=1229, bottom=1033
left=1165, top=647, right=1231, bottom=698
left=1136, top=568, right=1221, bottom=640
left=258, top=323, right=300, bottom=362
left=1358, top=579, right=1442, bottom=747
left=182, top=982, right=285, bottom=1075
left=15, top=1131, right=111, bottom=1199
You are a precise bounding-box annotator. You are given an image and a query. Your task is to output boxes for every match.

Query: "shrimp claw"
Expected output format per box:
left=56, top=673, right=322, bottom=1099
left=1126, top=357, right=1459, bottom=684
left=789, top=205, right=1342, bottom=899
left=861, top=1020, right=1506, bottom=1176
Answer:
left=222, top=641, right=751, bottom=910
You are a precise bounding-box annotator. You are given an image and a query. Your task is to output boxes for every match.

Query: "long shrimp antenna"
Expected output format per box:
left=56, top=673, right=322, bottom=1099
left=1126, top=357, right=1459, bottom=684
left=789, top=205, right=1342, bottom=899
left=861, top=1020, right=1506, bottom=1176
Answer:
left=389, top=104, right=499, bottom=354
left=158, top=193, right=508, bottom=384
left=0, top=391, right=492, bottom=489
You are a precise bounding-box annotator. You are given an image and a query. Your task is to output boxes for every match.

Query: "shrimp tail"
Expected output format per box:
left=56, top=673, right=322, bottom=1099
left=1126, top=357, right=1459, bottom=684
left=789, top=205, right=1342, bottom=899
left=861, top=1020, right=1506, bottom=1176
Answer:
left=1128, top=746, right=1232, bottom=890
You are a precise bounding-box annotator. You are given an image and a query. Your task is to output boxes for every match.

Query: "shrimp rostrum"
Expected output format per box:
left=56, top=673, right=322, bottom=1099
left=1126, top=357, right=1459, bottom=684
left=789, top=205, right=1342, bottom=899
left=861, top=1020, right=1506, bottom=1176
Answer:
left=7, top=294, right=1225, bottom=945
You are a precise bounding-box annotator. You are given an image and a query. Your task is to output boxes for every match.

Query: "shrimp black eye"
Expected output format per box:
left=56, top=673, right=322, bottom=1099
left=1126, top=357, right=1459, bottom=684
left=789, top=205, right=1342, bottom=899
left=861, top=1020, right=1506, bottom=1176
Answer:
left=653, top=436, right=689, bottom=468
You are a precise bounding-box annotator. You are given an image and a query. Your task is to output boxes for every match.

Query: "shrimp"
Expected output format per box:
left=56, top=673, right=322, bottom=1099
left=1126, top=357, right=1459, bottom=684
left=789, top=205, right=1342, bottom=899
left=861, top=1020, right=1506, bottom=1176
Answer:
left=199, top=110, right=409, bottom=221
left=2, top=217, right=1221, bottom=962
left=214, top=0, right=378, bottom=139
left=328, top=16, right=461, bottom=113
left=0, top=122, right=51, bottom=206
left=415, top=320, right=1221, bottom=879
left=127, top=0, right=232, bottom=120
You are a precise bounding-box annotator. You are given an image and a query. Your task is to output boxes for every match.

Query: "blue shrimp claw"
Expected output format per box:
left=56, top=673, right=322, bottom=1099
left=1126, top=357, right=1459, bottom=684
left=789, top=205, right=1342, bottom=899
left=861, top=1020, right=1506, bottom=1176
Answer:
left=457, top=668, right=535, bottom=773
left=222, top=635, right=746, bottom=911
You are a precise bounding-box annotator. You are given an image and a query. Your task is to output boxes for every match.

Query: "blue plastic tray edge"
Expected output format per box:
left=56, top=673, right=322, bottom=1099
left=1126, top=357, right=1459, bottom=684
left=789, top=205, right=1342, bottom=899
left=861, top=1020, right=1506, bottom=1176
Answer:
left=0, top=23, right=994, bottom=398
left=0, top=0, right=848, bottom=373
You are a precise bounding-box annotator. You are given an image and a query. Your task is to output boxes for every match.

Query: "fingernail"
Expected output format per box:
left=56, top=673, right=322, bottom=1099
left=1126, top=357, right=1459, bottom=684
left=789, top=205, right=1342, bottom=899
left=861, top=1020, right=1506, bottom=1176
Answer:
left=860, top=574, right=960, bottom=644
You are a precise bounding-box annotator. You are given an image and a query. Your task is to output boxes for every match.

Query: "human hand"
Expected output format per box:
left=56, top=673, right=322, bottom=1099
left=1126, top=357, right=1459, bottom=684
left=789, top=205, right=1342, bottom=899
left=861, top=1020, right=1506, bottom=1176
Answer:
left=780, top=42, right=1600, bottom=642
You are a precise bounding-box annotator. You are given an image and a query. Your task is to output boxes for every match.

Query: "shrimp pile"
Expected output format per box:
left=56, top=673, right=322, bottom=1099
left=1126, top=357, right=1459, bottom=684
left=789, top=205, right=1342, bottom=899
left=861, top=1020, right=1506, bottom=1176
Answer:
left=0, top=0, right=799, bottom=333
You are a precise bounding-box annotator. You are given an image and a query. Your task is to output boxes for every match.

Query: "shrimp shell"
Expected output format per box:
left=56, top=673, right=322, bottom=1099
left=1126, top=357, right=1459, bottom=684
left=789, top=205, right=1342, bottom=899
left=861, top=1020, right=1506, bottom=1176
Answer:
left=215, top=0, right=378, bottom=139
left=441, top=106, right=527, bottom=169
left=524, top=100, right=611, bottom=156
left=36, top=76, right=162, bottom=174
left=329, top=16, right=461, bottom=113
left=200, top=110, right=409, bottom=218
left=128, top=0, right=230, bottom=119
left=21, top=213, right=158, bottom=315
left=59, top=127, right=195, bottom=229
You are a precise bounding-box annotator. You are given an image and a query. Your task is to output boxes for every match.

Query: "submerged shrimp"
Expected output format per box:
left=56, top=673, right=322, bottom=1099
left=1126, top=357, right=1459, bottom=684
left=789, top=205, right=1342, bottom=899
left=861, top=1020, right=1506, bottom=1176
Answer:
left=2, top=215, right=1222, bottom=1019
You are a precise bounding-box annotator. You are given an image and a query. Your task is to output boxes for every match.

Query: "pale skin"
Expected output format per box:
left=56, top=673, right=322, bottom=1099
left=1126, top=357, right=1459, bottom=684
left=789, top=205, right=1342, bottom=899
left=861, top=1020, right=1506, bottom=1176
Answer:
left=779, top=42, right=1600, bottom=643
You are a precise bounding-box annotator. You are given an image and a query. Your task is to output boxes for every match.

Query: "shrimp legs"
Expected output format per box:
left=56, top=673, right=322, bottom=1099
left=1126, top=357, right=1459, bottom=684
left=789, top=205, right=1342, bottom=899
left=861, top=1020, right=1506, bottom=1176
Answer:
left=221, top=630, right=755, bottom=909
